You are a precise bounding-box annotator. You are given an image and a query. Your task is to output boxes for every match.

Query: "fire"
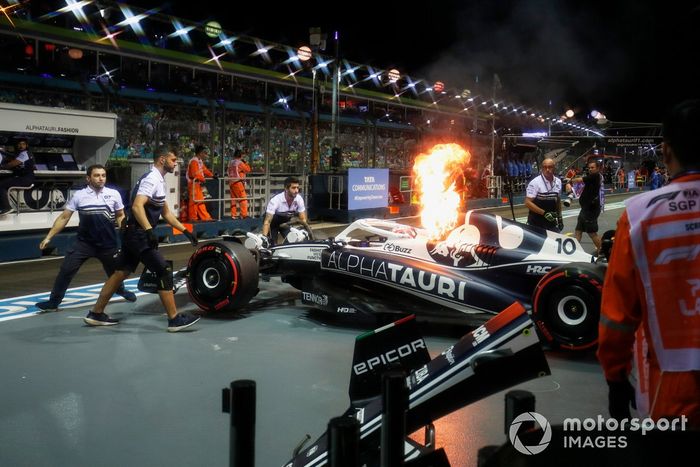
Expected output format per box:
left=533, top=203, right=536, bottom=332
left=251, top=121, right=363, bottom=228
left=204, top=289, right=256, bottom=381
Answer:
left=412, top=143, right=471, bottom=239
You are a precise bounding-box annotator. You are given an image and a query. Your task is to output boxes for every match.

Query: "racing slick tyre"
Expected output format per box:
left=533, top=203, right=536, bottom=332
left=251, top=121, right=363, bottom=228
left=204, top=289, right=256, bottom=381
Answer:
left=532, top=262, right=605, bottom=351
left=186, top=241, right=259, bottom=314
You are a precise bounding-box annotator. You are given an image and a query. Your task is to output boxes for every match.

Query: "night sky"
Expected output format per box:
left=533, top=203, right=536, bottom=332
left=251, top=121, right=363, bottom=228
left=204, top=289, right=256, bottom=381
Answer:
left=130, top=0, right=700, bottom=123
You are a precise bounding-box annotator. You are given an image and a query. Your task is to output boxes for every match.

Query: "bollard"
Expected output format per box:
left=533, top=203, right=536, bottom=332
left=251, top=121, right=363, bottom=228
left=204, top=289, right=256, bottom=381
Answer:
left=327, top=416, right=360, bottom=467
left=504, top=389, right=535, bottom=434
left=381, top=370, right=408, bottom=467
left=222, top=379, right=256, bottom=467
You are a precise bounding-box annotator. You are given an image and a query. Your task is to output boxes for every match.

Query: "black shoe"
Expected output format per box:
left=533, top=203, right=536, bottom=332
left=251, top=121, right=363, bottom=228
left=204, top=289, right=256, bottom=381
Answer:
left=117, top=289, right=137, bottom=302
left=84, top=311, right=119, bottom=326
left=167, top=313, right=200, bottom=332
left=36, top=300, right=59, bottom=312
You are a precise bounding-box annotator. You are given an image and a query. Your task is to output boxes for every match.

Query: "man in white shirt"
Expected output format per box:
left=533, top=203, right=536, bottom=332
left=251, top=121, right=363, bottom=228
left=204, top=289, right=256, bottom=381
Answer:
left=261, top=176, right=311, bottom=245
left=524, top=158, right=563, bottom=232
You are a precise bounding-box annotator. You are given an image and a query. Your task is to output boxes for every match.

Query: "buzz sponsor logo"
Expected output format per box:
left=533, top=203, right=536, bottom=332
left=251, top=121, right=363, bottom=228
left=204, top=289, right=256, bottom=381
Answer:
left=352, top=338, right=426, bottom=375
left=383, top=243, right=412, bottom=254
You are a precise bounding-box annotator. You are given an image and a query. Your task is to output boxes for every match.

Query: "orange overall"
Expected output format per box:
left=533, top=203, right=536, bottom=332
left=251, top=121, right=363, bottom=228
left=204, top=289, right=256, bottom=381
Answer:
left=187, top=157, right=213, bottom=221
left=598, top=173, right=700, bottom=427
left=227, top=158, right=251, bottom=218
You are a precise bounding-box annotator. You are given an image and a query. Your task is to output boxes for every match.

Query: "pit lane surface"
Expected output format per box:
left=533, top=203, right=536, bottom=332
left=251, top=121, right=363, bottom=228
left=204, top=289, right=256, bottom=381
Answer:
left=0, top=194, right=632, bottom=467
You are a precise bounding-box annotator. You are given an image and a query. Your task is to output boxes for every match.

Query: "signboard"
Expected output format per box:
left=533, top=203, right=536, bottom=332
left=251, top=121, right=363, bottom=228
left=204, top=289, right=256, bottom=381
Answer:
left=628, top=171, right=636, bottom=189
left=605, top=136, right=662, bottom=147
left=348, top=168, right=389, bottom=210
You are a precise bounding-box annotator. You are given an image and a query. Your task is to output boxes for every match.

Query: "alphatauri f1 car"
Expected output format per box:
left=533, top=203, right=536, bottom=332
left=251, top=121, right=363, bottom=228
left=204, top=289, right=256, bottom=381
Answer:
left=182, top=211, right=606, bottom=350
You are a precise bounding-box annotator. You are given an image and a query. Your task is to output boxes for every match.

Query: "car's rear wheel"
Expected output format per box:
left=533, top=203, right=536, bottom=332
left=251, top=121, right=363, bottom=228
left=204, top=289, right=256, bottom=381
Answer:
left=186, top=242, right=259, bottom=314
left=532, top=263, right=605, bottom=351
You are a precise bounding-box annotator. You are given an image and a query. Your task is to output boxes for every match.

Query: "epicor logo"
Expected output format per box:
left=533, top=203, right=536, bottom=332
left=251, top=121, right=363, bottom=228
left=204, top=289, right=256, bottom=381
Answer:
left=508, top=412, right=552, bottom=455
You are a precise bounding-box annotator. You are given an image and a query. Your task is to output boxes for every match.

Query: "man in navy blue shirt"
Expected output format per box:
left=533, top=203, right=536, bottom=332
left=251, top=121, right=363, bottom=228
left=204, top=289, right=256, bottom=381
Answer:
left=36, top=165, right=136, bottom=311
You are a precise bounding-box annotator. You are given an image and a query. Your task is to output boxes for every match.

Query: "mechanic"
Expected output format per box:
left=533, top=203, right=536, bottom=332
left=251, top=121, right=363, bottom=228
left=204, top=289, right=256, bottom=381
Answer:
left=35, top=165, right=137, bottom=311
left=598, top=99, right=700, bottom=427
left=261, top=176, right=311, bottom=246
left=524, top=158, right=563, bottom=232
left=227, top=148, right=251, bottom=219
left=84, top=148, right=201, bottom=332
left=566, top=160, right=603, bottom=254
left=0, top=138, right=35, bottom=216
left=186, top=145, right=214, bottom=221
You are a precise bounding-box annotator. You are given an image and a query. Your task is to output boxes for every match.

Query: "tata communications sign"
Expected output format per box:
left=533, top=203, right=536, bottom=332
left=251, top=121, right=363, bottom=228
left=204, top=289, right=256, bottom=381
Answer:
left=348, top=168, right=389, bottom=210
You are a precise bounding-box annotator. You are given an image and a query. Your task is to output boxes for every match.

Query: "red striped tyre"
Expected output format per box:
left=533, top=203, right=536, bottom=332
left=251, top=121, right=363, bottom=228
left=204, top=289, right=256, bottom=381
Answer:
left=532, top=263, right=606, bottom=351
left=186, top=241, right=259, bottom=314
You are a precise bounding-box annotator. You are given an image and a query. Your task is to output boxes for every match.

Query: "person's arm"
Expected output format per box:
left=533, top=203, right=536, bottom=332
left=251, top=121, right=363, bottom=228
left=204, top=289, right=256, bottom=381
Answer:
left=162, top=203, right=198, bottom=246
left=115, top=208, right=126, bottom=230
left=39, top=209, right=74, bottom=249
left=131, top=194, right=153, bottom=230
left=261, top=212, right=273, bottom=236
left=298, top=210, right=309, bottom=225
left=0, top=158, right=21, bottom=170
left=524, top=197, right=544, bottom=215
left=597, top=212, right=642, bottom=382
left=203, top=164, right=213, bottom=178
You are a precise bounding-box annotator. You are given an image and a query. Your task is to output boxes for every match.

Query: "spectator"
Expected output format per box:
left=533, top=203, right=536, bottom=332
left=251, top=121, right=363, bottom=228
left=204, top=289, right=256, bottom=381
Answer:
left=598, top=99, right=700, bottom=427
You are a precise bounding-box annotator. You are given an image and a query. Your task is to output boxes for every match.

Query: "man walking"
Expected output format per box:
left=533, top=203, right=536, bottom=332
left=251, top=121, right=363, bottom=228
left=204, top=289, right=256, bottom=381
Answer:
left=36, top=165, right=136, bottom=311
left=568, top=160, right=603, bottom=254
left=84, top=148, right=200, bottom=332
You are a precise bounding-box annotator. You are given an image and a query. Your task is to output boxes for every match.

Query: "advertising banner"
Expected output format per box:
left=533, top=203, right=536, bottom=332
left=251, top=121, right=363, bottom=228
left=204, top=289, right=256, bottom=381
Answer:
left=348, top=168, right=389, bottom=210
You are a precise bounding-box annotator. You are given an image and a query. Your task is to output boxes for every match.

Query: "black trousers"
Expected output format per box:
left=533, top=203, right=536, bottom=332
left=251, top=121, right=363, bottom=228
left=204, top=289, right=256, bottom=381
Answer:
left=49, top=238, right=126, bottom=304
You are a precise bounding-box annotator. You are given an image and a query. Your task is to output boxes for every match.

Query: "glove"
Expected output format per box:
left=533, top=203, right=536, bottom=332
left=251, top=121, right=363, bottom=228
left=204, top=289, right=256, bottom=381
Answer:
left=543, top=211, right=557, bottom=223
left=607, top=379, right=636, bottom=420
left=212, top=172, right=219, bottom=180
left=183, top=229, right=198, bottom=246
left=146, top=229, right=159, bottom=249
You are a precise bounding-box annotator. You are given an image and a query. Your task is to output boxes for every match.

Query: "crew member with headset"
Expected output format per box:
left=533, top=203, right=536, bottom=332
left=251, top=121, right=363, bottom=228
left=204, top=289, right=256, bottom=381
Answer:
left=260, top=176, right=313, bottom=246
left=0, top=138, right=35, bottom=216
left=524, top=157, right=563, bottom=232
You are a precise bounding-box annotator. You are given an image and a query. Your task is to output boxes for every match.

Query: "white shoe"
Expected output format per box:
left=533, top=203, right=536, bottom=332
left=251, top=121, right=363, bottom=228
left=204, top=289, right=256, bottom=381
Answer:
left=562, top=194, right=573, bottom=208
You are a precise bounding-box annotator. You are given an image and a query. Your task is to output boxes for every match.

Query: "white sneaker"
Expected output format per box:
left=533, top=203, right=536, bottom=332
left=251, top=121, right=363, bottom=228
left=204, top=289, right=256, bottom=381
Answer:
left=562, top=194, right=573, bottom=208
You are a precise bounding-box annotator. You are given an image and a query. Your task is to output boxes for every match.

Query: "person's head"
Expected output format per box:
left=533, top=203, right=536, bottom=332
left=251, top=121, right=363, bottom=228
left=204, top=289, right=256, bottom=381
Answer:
left=194, top=145, right=209, bottom=159
left=15, top=139, right=28, bottom=152
left=284, top=176, right=300, bottom=198
left=233, top=149, right=244, bottom=159
left=587, top=160, right=600, bottom=174
left=154, top=147, right=178, bottom=174
left=662, top=99, right=700, bottom=176
left=541, top=158, right=555, bottom=179
left=86, top=164, right=107, bottom=190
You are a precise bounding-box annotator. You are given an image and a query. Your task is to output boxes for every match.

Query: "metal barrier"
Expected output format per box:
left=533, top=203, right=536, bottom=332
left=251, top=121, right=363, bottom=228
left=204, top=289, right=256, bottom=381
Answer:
left=328, top=175, right=344, bottom=209
left=192, top=174, right=310, bottom=221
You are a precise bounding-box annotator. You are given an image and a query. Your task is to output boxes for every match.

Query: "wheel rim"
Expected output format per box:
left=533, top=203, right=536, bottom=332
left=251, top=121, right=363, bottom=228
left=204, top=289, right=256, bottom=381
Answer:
left=201, top=266, right=221, bottom=290
left=556, top=295, right=587, bottom=326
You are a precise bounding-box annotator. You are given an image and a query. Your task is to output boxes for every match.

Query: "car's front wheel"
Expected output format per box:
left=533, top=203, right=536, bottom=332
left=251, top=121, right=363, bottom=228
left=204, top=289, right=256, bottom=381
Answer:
left=186, top=241, right=259, bottom=314
left=532, top=263, right=605, bottom=351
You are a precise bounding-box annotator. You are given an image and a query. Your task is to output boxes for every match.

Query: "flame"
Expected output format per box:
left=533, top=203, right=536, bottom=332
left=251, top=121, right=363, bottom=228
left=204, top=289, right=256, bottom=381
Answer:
left=412, top=143, right=472, bottom=239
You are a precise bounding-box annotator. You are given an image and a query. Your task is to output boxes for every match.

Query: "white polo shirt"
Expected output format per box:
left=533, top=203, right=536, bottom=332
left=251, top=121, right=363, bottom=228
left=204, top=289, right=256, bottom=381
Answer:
left=266, top=191, right=306, bottom=215
left=66, top=185, right=124, bottom=248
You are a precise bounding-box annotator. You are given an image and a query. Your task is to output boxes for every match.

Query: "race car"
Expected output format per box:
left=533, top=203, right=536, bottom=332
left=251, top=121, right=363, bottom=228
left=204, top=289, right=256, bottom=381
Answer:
left=183, top=211, right=606, bottom=350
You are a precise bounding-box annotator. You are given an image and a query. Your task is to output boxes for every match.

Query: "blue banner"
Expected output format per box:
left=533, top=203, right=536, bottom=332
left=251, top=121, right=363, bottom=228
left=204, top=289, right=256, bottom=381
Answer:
left=348, top=168, right=389, bottom=210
